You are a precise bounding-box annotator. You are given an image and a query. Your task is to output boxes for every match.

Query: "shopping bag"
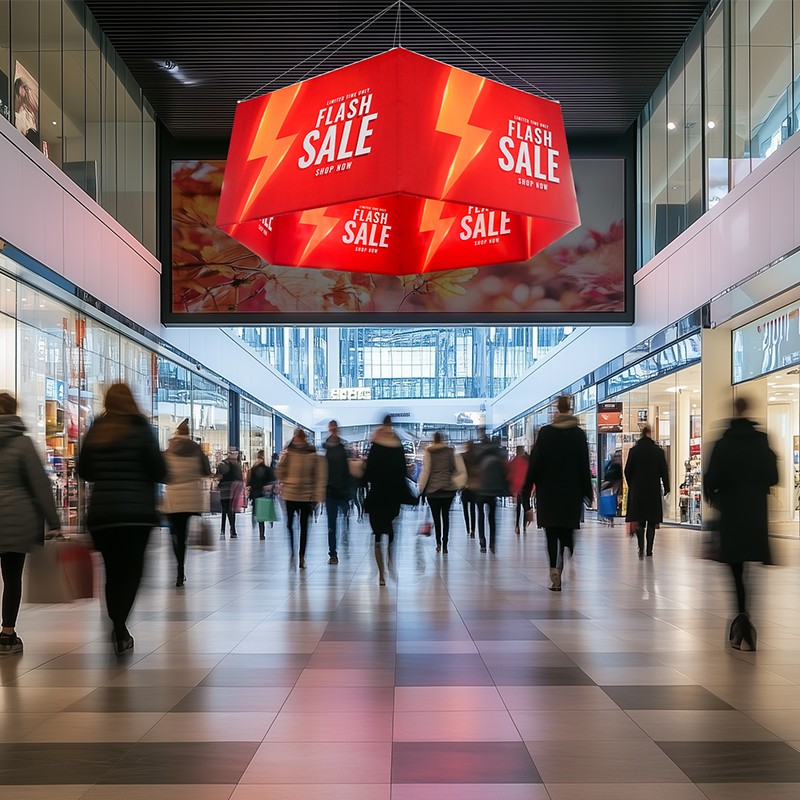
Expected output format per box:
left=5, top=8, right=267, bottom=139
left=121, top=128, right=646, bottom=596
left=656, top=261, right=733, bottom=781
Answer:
left=25, top=538, right=94, bottom=603
left=599, top=492, right=617, bottom=517
left=254, top=496, right=278, bottom=523
left=209, top=488, right=222, bottom=514
left=625, top=521, right=639, bottom=538
left=188, top=515, right=215, bottom=550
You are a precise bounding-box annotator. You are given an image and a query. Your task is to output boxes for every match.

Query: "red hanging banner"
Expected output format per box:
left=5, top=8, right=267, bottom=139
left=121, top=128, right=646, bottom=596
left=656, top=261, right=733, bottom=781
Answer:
left=217, top=48, right=580, bottom=275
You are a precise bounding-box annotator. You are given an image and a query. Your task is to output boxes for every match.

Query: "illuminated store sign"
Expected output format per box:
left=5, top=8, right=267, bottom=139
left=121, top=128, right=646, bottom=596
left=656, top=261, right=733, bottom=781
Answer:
left=217, top=48, right=579, bottom=275
left=733, top=301, right=800, bottom=383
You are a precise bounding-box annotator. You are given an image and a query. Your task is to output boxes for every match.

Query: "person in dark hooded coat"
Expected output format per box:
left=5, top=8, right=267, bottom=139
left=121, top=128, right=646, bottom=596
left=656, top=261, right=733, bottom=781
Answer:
left=624, top=425, right=670, bottom=558
left=522, top=395, right=592, bottom=591
left=704, top=396, right=778, bottom=650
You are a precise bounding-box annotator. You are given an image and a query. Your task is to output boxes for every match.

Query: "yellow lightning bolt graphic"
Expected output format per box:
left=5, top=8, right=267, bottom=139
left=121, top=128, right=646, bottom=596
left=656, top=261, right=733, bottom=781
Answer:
left=298, top=207, right=340, bottom=265
left=419, top=199, right=456, bottom=272
left=241, top=83, right=302, bottom=219
left=435, top=68, right=491, bottom=197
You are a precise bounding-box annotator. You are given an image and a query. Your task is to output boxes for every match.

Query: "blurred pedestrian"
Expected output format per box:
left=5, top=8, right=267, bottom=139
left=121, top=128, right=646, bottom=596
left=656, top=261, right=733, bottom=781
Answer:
left=0, top=392, right=61, bottom=655
left=474, top=431, right=510, bottom=553
left=508, top=445, right=530, bottom=535
left=704, top=396, right=778, bottom=651
left=364, top=415, right=410, bottom=585
left=323, top=420, right=351, bottom=564
left=600, top=451, right=623, bottom=526
left=522, top=395, right=592, bottom=591
left=460, top=439, right=479, bottom=537
left=247, top=449, right=275, bottom=539
left=276, top=429, right=326, bottom=569
left=418, top=432, right=467, bottom=554
left=624, top=425, right=670, bottom=558
left=216, top=447, right=243, bottom=538
left=78, top=383, right=166, bottom=655
left=163, top=418, right=211, bottom=586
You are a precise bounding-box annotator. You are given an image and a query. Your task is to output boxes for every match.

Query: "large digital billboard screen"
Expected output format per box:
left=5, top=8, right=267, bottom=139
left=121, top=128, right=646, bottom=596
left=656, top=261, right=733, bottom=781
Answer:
left=166, top=157, right=626, bottom=324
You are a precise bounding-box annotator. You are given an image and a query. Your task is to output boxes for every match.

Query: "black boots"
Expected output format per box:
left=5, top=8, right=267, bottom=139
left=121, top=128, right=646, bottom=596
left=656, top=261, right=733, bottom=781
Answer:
left=729, top=612, right=757, bottom=651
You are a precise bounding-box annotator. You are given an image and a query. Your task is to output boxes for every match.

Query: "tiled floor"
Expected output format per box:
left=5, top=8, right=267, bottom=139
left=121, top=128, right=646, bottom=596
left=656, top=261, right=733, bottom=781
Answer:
left=3, top=505, right=800, bottom=798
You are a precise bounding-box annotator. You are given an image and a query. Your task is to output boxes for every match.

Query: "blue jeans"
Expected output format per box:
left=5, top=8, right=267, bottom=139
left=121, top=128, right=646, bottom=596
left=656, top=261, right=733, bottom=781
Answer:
left=326, top=496, right=350, bottom=557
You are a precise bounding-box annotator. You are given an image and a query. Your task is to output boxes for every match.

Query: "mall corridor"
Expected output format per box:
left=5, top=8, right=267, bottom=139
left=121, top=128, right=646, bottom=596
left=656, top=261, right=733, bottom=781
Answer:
left=3, top=507, right=800, bottom=798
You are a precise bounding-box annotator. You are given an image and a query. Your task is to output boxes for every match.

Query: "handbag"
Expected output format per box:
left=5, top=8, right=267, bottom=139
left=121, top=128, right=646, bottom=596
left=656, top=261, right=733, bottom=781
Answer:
left=188, top=515, right=215, bottom=550
left=25, top=537, right=95, bottom=603
left=209, top=488, right=222, bottom=514
left=254, top=495, right=278, bottom=523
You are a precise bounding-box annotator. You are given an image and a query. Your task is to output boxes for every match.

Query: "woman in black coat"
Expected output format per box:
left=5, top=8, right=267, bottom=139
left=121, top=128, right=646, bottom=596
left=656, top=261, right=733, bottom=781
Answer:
left=364, top=416, right=410, bottom=586
left=78, top=383, right=167, bottom=655
left=522, top=396, right=592, bottom=591
left=624, top=425, right=670, bottom=558
left=704, top=396, right=778, bottom=650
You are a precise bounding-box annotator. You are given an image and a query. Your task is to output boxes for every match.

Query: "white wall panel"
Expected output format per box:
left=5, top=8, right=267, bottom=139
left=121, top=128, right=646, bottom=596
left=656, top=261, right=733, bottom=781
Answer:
left=63, top=195, right=85, bottom=289
left=769, top=165, right=795, bottom=263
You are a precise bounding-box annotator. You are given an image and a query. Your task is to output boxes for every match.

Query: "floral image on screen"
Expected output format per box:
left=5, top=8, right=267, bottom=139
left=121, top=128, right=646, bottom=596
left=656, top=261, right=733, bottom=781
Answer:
left=170, top=159, right=625, bottom=322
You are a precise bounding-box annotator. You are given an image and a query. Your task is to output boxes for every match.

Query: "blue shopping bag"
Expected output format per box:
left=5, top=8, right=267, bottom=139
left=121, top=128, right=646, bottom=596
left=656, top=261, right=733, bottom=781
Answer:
left=599, top=492, right=617, bottom=517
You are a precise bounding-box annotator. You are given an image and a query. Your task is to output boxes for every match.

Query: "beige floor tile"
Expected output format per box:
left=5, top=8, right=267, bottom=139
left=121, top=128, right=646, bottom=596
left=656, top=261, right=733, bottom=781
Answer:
left=394, top=686, right=506, bottom=712
left=0, top=712, right=54, bottom=742
left=546, top=784, right=708, bottom=799
left=498, top=685, right=621, bottom=711
left=241, top=741, right=392, bottom=783
left=230, top=784, right=389, bottom=799
left=0, top=686, right=94, bottom=713
left=265, top=711, right=392, bottom=741
left=281, top=686, right=395, bottom=713
left=393, top=709, right=520, bottom=741
left=294, top=668, right=395, bottom=687
left=0, top=787, right=93, bottom=799
left=581, top=666, right=698, bottom=686
left=81, top=786, right=237, bottom=799
left=140, top=711, right=275, bottom=741
left=512, top=710, right=650, bottom=741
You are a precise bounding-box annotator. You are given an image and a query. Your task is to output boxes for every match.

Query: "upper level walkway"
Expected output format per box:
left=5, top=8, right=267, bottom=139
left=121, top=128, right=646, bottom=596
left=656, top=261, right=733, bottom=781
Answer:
left=2, top=504, right=800, bottom=798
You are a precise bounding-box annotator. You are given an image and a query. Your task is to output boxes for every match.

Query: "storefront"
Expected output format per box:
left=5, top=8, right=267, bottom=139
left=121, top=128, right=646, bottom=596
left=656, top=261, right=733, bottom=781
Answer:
left=0, top=254, right=292, bottom=524
left=732, top=300, right=800, bottom=538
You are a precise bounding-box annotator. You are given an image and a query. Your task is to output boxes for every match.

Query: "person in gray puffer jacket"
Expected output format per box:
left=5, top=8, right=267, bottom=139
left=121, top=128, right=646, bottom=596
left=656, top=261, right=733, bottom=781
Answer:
left=0, top=392, right=61, bottom=655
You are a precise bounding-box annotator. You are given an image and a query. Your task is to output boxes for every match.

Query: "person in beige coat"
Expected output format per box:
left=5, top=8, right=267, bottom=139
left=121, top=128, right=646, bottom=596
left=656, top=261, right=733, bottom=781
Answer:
left=276, top=429, right=326, bottom=568
left=163, top=419, right=211, bottom=586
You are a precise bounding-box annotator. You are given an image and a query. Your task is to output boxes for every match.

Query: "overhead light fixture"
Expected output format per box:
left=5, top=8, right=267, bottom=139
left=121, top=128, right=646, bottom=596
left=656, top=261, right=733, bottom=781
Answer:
left=707, top=120, right=716, bottom=129
left=667, top=121, right=676, bottom=130
left=51, top=120, right=58, bottom=126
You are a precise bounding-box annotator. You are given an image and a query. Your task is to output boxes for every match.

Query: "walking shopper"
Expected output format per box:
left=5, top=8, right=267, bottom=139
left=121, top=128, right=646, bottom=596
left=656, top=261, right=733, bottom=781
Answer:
left=508, top=445, right=530, bottom=534
left=163, top=419, right=211, bottom=586
left=323, top=420, right=351, bottom=564
left=276, top=429, right=326, bottom=569
left=78, top=383, right=166, bottom=654
left=624, top=425, right=670, bottom=558
left=474, top=432, right=510, bottom=553
left=216, top=448, right=244, bottom=538
left=247, top=450, right=276, bottom=539
left=460, top=440, right=479, bottom=537
left=704, top=396, right=778, bottom=651
left=364, top=416, right=411, bottom=585
left=418, top=432, right=467, bottom=554
left=0, top=392, right=61, bottom=655
left=522, top=395, right=592, bottom=591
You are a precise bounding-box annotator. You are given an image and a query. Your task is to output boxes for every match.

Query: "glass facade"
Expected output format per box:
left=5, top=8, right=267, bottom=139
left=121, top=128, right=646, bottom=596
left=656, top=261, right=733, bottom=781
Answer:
left=234, top=325, right=574, bottom=401
left=0, top=0, right=156, bottom=251
left=1, top=252, right=292, bottom=525
left=640, top=0, right=800, bottom=262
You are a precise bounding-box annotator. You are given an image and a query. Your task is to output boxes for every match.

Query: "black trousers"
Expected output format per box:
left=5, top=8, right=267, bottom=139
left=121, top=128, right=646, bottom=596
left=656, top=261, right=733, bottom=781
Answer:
left=285, top=500, right=313, bottom=558
left=428, top=496, right=453, bottom=548
left=544, top=527, right=574, bottom=568
left=730, top=562, right=746, bottom=613
left=461, top=489, right=476, bottom=534
left=220, top=498, right=237, bottom=534
left=1, top=551, right=26, bottom=628
left=635, top=522, right=658, bottom=555
left=91, top=527, right=151, bottom=636
left=168, top=512, right=192, bottom=578
left=476, top=496, right=497, bottom=547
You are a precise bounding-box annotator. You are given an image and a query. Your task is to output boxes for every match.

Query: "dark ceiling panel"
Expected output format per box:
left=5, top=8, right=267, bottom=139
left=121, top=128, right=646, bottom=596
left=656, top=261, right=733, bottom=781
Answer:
left=84, top=0, right=710, bottom=139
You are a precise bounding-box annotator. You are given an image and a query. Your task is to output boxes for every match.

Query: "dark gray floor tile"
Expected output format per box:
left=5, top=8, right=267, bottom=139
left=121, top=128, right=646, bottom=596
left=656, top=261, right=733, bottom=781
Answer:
left=0, top=743, right=129, bottom=784
left=392, top=741, right=541, bottom=783
left=65, top=686, right=192, bottom=712
left=98, top=742, right=259, bottom=784
left=525, top=610, right=589, bottom=620
left=396, top=654, right=488, bottom=671
left=603, top=685, right=734, bottom=710
left=395, top=668, right=495, bottom=686
left=171, top=686, right=289, bottom=712
left=658, top=741, right=800, bottom=782
left=464, top=622, right=548, bottom=641
left=199, top=667, right=304, bottom=687
left=216, top=653, right=311, bottom=669
left=488, top=666, right=595, bottom=686
left=571, top=652, right=666, bottom=667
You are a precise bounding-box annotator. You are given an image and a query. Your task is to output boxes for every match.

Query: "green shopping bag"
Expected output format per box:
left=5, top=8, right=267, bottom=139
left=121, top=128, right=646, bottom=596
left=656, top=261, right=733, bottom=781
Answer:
left=254, top=496, right=278, bottom=523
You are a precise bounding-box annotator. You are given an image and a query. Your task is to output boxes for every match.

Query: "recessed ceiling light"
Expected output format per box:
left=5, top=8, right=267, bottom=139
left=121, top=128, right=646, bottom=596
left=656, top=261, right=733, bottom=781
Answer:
left=667, top=121, right=676, bottom=130
left=51, top=120, right=57, bottom=126
left=707, top=120, right=716, bottom=129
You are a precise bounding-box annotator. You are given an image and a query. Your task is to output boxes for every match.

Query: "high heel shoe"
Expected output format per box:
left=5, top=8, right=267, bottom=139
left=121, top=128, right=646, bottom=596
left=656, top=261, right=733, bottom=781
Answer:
left=730, top=612, right=757, bottom=651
